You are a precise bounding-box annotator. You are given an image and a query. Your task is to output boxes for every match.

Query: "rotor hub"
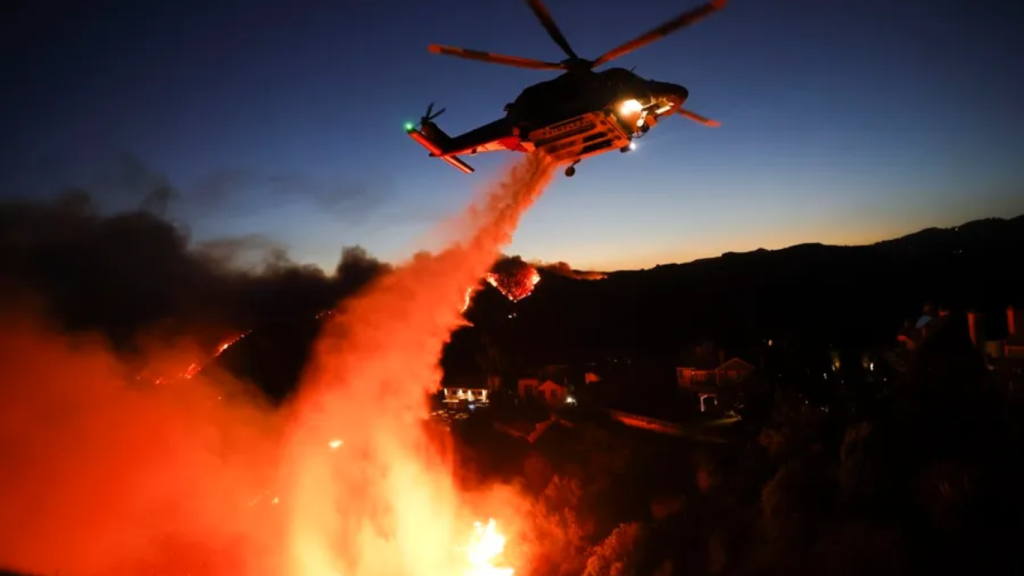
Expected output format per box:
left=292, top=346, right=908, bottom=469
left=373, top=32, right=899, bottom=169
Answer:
left=560, top=57, right=593, bottom=72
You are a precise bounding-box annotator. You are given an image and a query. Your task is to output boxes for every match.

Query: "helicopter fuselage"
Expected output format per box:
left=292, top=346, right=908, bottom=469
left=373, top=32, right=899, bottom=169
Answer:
left=504, top=67, right=690, bottom=133
left=410, top=68, right=693, bottom=173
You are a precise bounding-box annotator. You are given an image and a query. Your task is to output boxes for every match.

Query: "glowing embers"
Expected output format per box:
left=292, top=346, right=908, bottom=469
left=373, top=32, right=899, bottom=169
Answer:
left=486, top=257, right=541, bottom=302
left=461, top=286, right=475, bottom=313
left=463, top=518, right=514, bottom=576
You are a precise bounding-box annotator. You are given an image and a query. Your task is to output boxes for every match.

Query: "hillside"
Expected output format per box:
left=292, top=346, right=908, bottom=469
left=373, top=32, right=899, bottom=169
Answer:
left=216, top=214, right=1024, bottom=397
left=457, top=214, right=1024, bottom=365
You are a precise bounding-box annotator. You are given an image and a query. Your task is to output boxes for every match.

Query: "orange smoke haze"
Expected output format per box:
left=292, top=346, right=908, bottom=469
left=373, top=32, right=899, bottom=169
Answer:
left=0, top=152, right=556, bottom=576
left=0, top=313, right=284, bottom=575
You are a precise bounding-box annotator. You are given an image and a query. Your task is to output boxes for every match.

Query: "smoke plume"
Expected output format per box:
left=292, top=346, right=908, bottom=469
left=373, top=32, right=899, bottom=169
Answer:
left=0, top=190, right=389, bottom=354
left=487, top=256, right=606, bottom=285
left=535, top=261, right=606, bottom=281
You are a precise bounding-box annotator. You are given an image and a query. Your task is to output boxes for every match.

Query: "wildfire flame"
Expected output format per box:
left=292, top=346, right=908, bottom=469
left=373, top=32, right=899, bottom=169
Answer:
left=181, top=331, right=251, bottom=380
left=464, top=519, right=514, bottom=576
left=140, top=330, right=252, bottom=386
left=486, top=257, right=541, bottom=302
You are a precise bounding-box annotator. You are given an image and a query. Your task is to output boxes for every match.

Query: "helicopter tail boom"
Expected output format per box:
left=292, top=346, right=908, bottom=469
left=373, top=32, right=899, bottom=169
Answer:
left=406, top=125, right=476, bottom=174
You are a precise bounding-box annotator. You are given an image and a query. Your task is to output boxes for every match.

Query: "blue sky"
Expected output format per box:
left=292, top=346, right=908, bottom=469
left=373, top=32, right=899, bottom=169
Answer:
left=3, top=0, right=1022, bottom=271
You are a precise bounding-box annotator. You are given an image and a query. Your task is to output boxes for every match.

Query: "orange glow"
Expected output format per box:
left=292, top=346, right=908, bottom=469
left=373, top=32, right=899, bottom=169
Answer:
left=0, top=152, right=554, bottom=576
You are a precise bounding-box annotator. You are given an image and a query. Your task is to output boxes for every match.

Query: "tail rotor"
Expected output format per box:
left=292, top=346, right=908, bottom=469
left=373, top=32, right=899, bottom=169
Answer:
left=419, top=102, right=446, bottom=128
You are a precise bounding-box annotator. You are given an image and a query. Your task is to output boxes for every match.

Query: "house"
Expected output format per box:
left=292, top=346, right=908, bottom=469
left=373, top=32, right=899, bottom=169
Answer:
left=898, top=304, right=952, bottom=351
left=676, top=352, right=755, bottom=388
left=442, top=386, right=490, bottom=407
left=957, top=306, right=1023, bottom=361
left=677, top=343, right=719, bottom=387
left=966, top=306, right=1024, bottom=373
left=441, top=374, right=499, bottom=407
left=517, top=377, right=570, bottom=406
left=518, top=377, right=540, bottom=398
left=892, top=305, right=1023, bottom=372
left=537, top=379, right=570, bottom=404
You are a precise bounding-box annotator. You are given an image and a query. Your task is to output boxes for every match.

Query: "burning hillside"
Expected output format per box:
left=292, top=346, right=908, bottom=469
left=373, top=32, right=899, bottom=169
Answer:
left=487, top=257, right=541, bottom=302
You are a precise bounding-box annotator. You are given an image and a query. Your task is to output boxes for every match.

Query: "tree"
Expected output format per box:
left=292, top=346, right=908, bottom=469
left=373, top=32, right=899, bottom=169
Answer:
left=583, top=522, right=647, bottom=576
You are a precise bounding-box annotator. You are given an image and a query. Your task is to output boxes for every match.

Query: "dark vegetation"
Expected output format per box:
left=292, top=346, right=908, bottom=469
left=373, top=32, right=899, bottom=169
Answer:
left=2, top=194, right=1024, bottom=575
left=450, top=326, right=1023, bottom=576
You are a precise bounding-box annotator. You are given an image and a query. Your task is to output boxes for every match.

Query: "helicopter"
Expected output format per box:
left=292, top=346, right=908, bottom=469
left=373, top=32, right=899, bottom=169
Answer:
left=406, top=0, right=728, bottom=178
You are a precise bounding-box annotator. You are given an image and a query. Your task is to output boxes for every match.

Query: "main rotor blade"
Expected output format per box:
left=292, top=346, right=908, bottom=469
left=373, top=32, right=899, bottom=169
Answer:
left=525, top=0, right=579, bottom=60
left=591, top=0, right=728, bottom=68
left=428, top=44, right=564, bottom=70
left=677, top=108, right=721, bottom=127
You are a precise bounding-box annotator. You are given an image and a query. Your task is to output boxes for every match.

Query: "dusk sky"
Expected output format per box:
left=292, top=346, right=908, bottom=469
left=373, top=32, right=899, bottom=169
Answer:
left=4, top=0, right=1022, bottom=272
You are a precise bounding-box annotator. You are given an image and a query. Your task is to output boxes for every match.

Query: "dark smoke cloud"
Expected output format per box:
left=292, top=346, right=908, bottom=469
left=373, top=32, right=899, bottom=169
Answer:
left=535, top=261, right=606, bottom=280
left=93, top=152, right=178, bottom=213
left=194, top=234, right=296, bottom=273
left=26, top=152, right=385, bottom=223
left=490, top=255, right=534, bottom=276
left=496, top=255, right=606, bottom=280
left=0, top=189, right=389, bottom=357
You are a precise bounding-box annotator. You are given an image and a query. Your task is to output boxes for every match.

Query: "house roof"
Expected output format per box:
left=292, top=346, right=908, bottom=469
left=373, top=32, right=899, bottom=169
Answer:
left=442, top=373, right=489, bottom=389
left=718, top=357, right=755, bottom=371
left=678, top=356, right=755, bottom=371
left=537, top=379, right=566, bottom=390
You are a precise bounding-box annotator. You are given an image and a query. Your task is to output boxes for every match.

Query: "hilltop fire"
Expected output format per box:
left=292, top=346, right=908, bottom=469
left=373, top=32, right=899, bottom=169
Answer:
left=486, top=257, right=541, bottom=302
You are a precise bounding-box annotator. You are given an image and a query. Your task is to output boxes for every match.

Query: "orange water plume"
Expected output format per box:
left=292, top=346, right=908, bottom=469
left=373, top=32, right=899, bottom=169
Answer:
left=281, top=151, right=554, bottom=576
left=0, top=151, right=554, bottom=576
